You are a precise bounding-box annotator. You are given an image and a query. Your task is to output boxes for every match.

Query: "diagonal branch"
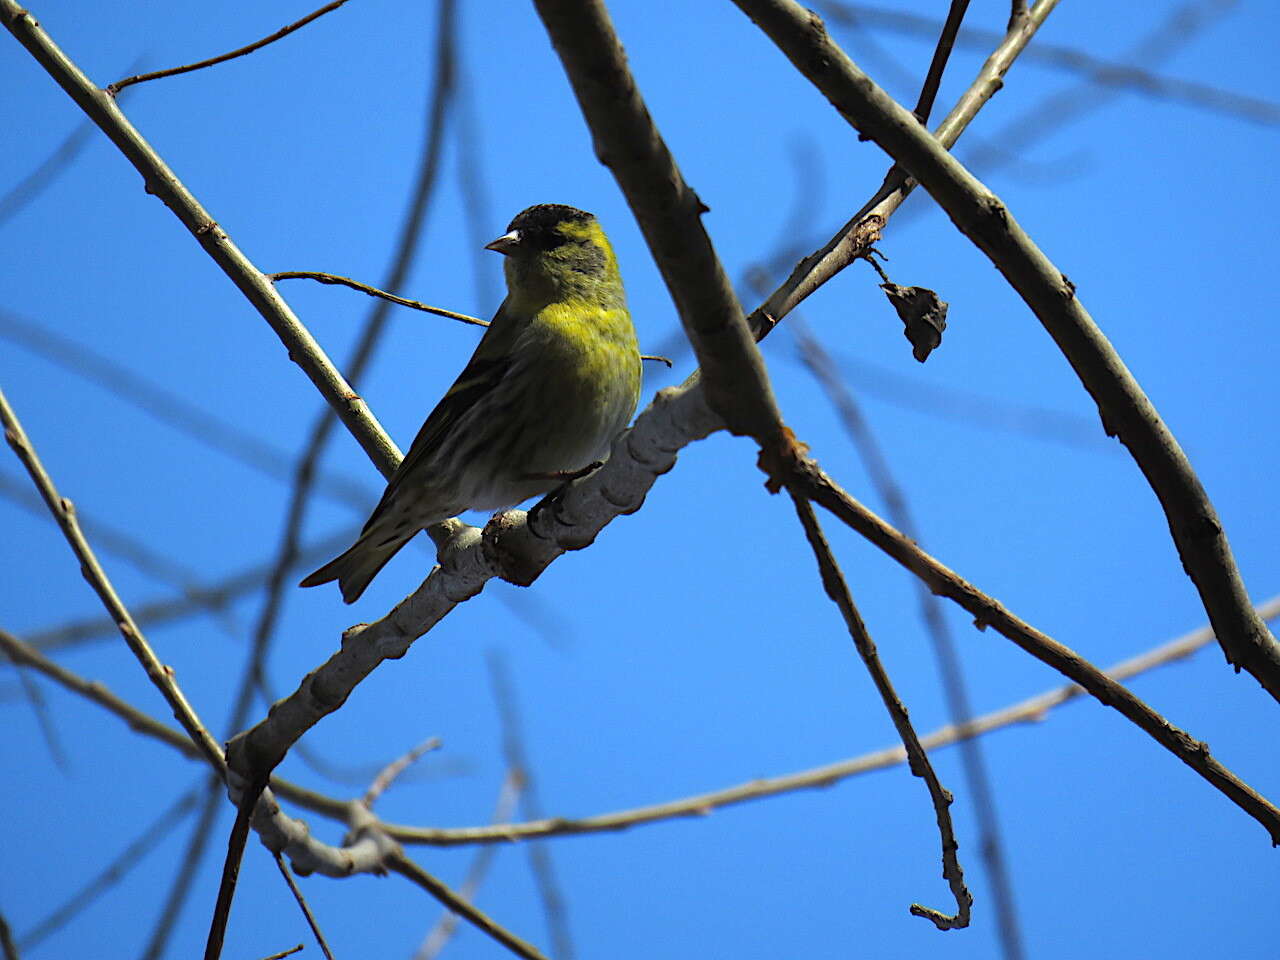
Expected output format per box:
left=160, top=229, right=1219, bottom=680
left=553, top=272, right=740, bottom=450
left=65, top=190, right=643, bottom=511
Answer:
left=531, top=0, right=785, bottom=446
left=0, top=383, right=226, bottom=772
left=747, top=0, right=1062, bottom=341
left=1, top=0, right=401, bottom=478
left=789, top=491, right=971, bottom=927
left=733, top=0, right=1280, bottom=703
left=767, top=452, right=1280, bottom=844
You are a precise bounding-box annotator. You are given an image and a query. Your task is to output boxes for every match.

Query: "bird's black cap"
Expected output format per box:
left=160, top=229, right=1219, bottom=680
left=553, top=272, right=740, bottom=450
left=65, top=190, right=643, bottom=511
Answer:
left=506, top=203, right=595, bottom=234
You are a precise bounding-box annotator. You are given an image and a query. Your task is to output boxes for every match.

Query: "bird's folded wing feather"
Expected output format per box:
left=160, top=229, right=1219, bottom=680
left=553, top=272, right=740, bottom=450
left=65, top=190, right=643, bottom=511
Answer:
left=360, top=313, right=514, bottom=531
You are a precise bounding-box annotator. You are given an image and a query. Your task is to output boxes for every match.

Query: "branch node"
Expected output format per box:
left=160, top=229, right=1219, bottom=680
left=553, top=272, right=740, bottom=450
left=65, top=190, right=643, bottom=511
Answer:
left=756, top=426, right=810, bottom=494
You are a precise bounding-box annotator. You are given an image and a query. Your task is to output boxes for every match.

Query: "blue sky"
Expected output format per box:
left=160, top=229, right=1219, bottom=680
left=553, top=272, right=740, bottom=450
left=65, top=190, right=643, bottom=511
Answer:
left=2, top=1, right=1277, bottom=958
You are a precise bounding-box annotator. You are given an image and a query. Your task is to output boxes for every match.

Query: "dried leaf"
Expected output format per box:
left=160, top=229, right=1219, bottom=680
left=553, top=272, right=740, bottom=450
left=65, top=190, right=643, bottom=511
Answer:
left=881, top=283, right=948, bottom=362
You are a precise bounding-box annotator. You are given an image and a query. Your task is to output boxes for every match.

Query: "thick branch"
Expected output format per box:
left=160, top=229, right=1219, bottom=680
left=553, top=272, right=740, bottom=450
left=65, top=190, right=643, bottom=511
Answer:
left=532, top=0, right=785, bottom=444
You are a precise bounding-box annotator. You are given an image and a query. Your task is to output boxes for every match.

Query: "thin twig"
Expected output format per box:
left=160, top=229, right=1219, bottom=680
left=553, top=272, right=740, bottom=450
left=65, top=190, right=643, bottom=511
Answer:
left=0, top=383, right=226, bottom=771
left=259, top=945, right=304, bottom=960
left=751, top=262, right=1023, bottom=954
left=362, top=737, right=444, bottom=810
left=743, top=0, right=1062, bottom=341
left=912, top=0, right=970, bottom=123
left=200, top=6, right=461, bottom=949
left=393, top=595, right=1272, bottom=845
left=108, top=1, right=351, bottom=94
left=8, top=596, right=1278, bottom=848
left=273, top=852, right=335, bottom=960
left=270, top=272, right=488, bottom=327
left=387, top=853, right=549, bottom=960
left=734, top=0, right=1280, bottom=703
left=770, top=453, right=1280, bottom=843
left=788, top=491, right=971, bottom=928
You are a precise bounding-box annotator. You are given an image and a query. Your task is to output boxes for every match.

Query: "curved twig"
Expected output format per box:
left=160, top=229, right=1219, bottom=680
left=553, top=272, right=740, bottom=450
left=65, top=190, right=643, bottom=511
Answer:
left=108, top=1, right=351, bottom=94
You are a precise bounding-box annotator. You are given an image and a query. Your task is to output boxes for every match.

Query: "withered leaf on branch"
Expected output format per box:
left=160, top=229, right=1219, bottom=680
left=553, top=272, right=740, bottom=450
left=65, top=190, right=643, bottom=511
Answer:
left=881, top=282, right=948, bottom=362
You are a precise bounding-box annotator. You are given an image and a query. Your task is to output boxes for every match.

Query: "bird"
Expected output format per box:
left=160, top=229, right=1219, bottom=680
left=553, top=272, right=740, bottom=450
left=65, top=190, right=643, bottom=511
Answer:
left=300, top=203, right=642, bottom=603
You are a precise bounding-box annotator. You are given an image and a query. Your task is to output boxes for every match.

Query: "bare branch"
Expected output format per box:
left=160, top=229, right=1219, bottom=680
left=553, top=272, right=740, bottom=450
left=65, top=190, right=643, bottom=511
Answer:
left=270, top=272, right=488, bottom=327
left=1, top=0, right=402, bottom=476
left=770, top=453, right=1280, bottom=843
left=0, top=384, right=226, bottom=772
left=361, top=737, right=444, bottom=810
left=388, top=851, right=549, bottom=960
left=746, top=0, right=1061, bottom=339
left=912, top=0, right=971, bottom=123
left=532, top=0, right=785, bottom=444
left=201, top=8, right=463, bottom=945
left=392, top=594, right=1280, bottom=845
left=108, top=1, right=352, bottom=94
left=10, top=595, right=1278, bottom=850
left=758, top=272, right=1023, bottom=954
left=272, top=852, right=335, bottom=960
left=789, top=492, right=971, bottom=928
left=733, top=0, right=1280, bottom=702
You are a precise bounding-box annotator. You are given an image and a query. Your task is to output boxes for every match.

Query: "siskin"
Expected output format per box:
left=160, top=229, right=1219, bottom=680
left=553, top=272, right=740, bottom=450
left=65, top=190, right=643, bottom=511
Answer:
left=300, top=203, right=642, bottom=603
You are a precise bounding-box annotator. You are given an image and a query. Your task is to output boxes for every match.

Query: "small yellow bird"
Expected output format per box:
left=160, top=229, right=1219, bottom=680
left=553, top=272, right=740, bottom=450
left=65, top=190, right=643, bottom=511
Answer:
left=300, top=203, right=642, bottom=603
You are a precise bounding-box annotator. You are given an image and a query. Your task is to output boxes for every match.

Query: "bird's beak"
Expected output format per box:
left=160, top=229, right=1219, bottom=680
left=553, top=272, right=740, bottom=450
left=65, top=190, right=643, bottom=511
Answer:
left=484, top=230, right=520, bottom=255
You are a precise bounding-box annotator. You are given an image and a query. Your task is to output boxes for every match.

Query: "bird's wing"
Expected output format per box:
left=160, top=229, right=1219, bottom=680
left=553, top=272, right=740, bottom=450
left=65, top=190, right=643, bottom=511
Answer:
left=360, top=304, right=516, bottom=532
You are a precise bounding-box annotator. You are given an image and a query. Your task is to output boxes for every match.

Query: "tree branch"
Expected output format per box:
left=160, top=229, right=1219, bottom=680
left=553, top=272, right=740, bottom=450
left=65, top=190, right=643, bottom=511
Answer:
left=1, top=0, right=402, bottom=477
left=531, top=0, right=786, bottom=445
left=767, top=452, right=1280, bottom=844
left=0, top=384, right=226, bottom=772
left=789, top=491, right=971, bottom=928
left=107, top=0, right=352, bottom=94
left=733, top=0, right=1280, bottom=703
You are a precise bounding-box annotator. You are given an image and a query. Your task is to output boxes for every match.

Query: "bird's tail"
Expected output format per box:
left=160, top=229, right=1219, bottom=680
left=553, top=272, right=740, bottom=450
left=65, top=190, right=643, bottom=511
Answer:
left=298, top=525, right=413, bottom=604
